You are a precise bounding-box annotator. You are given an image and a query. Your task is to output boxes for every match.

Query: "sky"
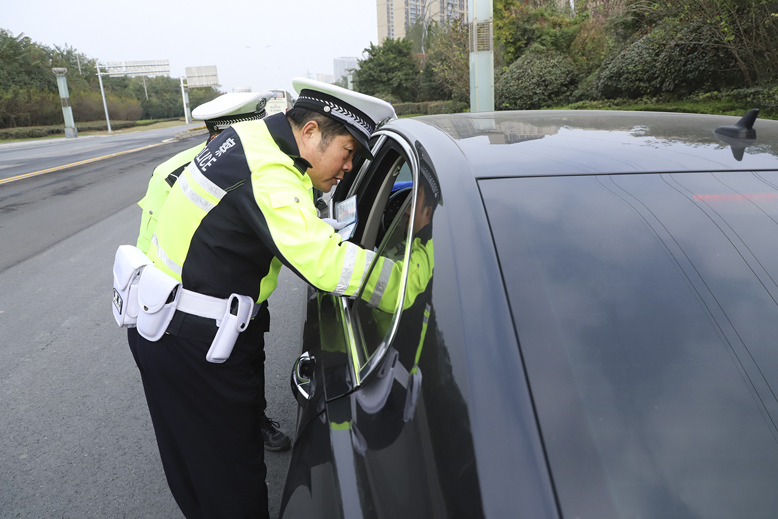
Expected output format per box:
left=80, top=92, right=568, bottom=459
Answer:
left=4, top=0, right=379, bottom=95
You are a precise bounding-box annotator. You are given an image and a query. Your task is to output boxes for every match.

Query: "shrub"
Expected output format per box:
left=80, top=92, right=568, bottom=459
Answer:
left=594, top=22, right=739, bottom=99
left=394, top=102, right=426, bottom=116
left=392, top=100, right=469, bottom=116
left=427, top=100, right=468, bottom=114
left=71, top=91, right=142, bottom=122
left=496, top=44, right=580, bottom=110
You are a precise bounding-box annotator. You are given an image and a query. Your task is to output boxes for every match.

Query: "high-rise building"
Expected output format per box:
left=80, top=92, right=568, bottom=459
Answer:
left=315, top=73, right=336, bottom=84
left=377, top=0, right=467, bottom=42
left=333, top=57, right=359, bottom=81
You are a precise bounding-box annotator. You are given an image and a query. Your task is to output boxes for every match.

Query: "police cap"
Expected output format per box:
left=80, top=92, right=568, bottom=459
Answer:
left=292, top=77, right=396, bottom=160
left=192, top=91, right=273, bottom=134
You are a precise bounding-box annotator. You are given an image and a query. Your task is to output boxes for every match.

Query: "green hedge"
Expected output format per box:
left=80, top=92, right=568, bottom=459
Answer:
left=393, top=100, right=469, bottom=116
left=0, top=119, right=173, bottom=140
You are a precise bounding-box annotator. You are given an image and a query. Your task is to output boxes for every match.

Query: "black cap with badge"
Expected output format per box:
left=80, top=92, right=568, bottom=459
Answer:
left=292, top=78, right=396, bottom=160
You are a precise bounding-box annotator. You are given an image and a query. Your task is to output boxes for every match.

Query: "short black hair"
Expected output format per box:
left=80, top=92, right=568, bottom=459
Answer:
left=286, top=107, right=351, bottom=150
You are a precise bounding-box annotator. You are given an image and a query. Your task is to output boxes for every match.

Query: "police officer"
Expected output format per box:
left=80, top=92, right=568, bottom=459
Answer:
left=136, top=92, right=270, bottom=254
left=126, top=78, right=395, bottom=518
left=135, top=91, right=292, bottom=451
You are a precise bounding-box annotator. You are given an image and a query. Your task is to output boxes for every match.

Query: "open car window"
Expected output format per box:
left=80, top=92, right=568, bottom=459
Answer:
left=338, top=133, right=420, bottom=384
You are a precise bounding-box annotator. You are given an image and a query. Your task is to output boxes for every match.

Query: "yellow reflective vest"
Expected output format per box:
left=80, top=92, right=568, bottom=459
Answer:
left=146, top=114, right=375, bottom=303
left=136, top=142, right=206, bottom=254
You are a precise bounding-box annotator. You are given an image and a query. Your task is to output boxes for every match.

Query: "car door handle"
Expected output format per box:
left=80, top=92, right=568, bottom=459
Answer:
left=291, top=351, right=315, bottom=405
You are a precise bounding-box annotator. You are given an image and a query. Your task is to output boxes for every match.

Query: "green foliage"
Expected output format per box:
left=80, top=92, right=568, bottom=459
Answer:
left=418, top=60, right=449, bottom=102
left=689, top=86, right=778, bottom=117
left=0, top=29, right=57, bottom=93
left=407, top=20, right=440, bottom=55
left=426, top=20, right=470, bottom=103
left=496, top=44, right=580, bottom=110
left=594, top=21, right=739, bottom=98
left=0, top=28, right=221, bottom=128
left=392, top=100, right=468, bottom=116
left=494, top=1, right=582, bottom=69
left=356, top=38, right=421, bottom=102
left=626, top=0, right=778, bottom=85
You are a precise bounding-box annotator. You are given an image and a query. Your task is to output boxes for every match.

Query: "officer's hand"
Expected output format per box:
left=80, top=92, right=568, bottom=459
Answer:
left=322, top=218, right=348, bottom=230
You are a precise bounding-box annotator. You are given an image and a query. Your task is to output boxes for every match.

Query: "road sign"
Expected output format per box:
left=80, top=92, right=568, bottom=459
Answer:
left=106, top=62, right=125, bottom=77
left=125, top=60, right=170, bottom=77
left=185, top=66, right=219, bottom=88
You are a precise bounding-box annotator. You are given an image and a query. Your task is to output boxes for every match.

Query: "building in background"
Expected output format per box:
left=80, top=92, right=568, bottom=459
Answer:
left=377, top=0, right=467, bottom=42
left=334, top=57, right=359, bottom=82
left=315, top=73, right=336, bottom=84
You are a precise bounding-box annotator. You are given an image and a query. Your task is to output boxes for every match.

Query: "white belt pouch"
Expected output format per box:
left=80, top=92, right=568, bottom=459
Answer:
left=112, top=245, right=153, bottom=328
left=136, top=264, right=182, bottom=342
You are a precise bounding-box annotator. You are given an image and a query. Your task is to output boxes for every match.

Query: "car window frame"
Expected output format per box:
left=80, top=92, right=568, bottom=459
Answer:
left=337, top=129, right=420, bottom=386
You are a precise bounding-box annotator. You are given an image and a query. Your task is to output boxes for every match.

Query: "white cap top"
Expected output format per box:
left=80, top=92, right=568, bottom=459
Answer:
left=192, top=91, right=272, bottom=120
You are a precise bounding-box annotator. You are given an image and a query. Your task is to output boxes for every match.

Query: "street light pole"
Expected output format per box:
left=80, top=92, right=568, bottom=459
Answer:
left=95, top=62, right=113, bottom=133
left=180, top=76, right=192, bottom=124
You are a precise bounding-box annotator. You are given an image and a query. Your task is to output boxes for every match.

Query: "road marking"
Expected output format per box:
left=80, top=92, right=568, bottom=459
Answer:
left=0, top=141, right=169, bottom=186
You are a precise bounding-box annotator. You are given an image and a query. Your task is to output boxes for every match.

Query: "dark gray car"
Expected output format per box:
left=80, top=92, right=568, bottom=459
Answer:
left=281, top=110, right=778, bottom=519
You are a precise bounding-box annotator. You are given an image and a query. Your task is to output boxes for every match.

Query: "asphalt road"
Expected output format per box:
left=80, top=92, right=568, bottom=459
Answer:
left=0, top=124, right=202, bottom=183
left=0, top=135, right=306, bottom=518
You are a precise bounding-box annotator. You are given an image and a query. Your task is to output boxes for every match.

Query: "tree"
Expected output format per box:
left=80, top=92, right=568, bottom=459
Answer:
left=426, top=19, right=470, bottom=102
left=355, top=38, right=421, bottom=102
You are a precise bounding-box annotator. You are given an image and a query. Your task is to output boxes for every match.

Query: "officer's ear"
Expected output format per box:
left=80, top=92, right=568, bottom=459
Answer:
left=301, top=120, right=320, bottom=139
left=299, top=120, right=322, bottom=152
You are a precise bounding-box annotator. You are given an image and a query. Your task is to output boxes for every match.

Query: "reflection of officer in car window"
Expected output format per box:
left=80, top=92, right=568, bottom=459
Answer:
left=360, top=173, right=437, bottom=315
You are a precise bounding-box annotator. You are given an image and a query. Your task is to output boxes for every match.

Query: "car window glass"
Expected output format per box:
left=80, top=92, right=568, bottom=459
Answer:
left=349, top=164, right=418, bottom=375
left=395, top=162, right=412, bottom=185
left=481, top=172, right=778, bottom=519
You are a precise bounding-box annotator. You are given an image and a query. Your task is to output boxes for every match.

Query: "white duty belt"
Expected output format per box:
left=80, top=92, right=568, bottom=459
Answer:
left=176, top=289, right=262, bottom=323
left=112, top=244, right=260, bottom=364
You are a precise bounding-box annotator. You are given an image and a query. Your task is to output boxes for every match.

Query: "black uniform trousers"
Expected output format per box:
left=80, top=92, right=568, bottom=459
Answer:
left=128, top=304, right=270, bottom=519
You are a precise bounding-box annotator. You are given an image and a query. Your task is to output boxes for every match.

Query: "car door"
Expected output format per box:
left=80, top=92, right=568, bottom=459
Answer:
left=281, top=129, right=448, bottom=519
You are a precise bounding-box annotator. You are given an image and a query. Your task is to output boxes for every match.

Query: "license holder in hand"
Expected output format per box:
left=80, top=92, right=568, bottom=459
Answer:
left=334, top=195, right=358, bottom=240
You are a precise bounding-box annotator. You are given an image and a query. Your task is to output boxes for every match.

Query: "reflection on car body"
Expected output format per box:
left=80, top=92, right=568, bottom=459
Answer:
left=282, top=110, right=778, bottom=519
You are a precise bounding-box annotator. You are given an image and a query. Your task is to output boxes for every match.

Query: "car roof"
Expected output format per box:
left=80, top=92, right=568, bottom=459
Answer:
left=406, top=110, right=778, bottom=178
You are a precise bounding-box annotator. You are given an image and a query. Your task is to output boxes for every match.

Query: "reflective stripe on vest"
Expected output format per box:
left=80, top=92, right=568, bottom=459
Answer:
left=176, top=163, right=226, bottom=213
left=368, top=258, right=395, bottom=308
left=357, top=250, right=376, bottom=292
left=151, top=234, right=183, bottom=276
left=333, top=242, right=359, bottom=296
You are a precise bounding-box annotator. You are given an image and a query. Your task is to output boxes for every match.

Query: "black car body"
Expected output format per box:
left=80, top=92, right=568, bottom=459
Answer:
left=281, top=110, right=778, bottom=519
